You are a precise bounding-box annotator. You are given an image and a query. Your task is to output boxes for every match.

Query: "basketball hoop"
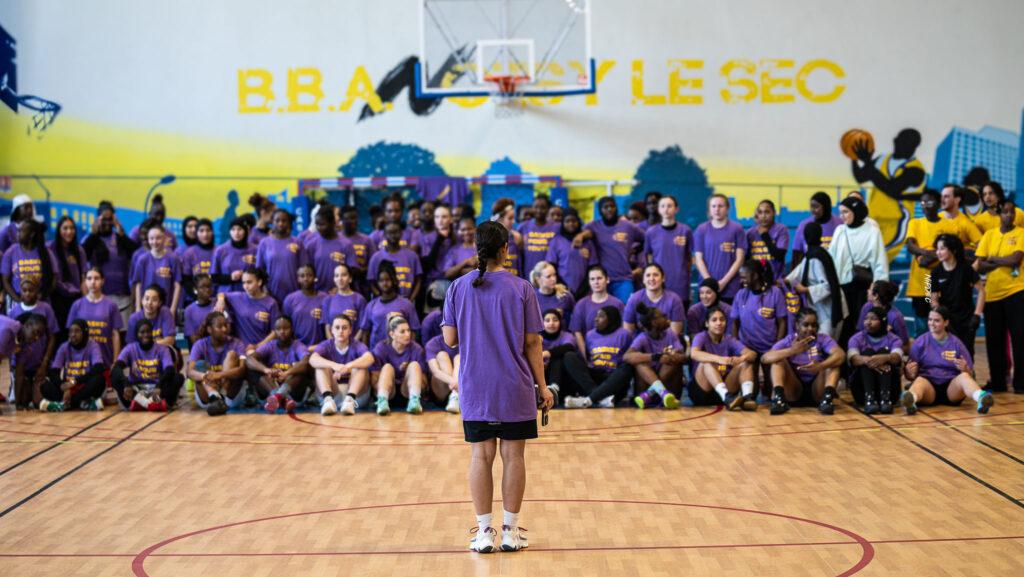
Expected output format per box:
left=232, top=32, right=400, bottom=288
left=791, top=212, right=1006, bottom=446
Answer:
left=485, top=74, right=529, bottom=118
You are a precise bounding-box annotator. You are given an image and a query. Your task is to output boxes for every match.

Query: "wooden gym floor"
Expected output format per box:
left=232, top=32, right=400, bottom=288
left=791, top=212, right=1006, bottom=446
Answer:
left=1, top=352, right=1022, bottom=576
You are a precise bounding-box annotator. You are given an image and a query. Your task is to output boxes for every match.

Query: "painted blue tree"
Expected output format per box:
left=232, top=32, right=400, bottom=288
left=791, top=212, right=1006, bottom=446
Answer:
left=631, top=145, right=714, bottom=229
left=336, top=141, right=447, bottom=231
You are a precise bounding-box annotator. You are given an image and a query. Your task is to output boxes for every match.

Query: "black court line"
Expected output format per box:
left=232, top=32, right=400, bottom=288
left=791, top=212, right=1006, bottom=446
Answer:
left=859, top=409, right=1024, bottom=510
left=0, top=413, right=170, bottom=520
left=0, top=412, right=120, bottom=478
left=919, top=409, right=1024, bottom=467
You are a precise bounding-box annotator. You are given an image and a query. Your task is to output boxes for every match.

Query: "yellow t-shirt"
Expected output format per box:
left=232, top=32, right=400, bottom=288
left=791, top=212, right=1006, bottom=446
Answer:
left=942, top=211, right=982, bottom=248
left=905, top=217, right=959, bottom=297
left=976, top=226, right=1024, bottom=302
left=971, top=207, right=1024, bottom=235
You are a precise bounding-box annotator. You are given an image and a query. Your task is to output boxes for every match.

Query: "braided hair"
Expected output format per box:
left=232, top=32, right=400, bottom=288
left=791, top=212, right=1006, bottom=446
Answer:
left=472, top=221, right=509, bottom=288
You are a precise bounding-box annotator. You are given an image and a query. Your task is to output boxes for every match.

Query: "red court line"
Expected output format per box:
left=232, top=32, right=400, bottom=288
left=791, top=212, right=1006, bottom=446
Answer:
left=0, top=428, right=119, bottom=442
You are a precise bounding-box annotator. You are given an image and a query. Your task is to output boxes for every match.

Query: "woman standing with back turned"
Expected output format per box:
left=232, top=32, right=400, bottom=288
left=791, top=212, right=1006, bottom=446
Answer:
left=443, top=221, right=554, bottom=554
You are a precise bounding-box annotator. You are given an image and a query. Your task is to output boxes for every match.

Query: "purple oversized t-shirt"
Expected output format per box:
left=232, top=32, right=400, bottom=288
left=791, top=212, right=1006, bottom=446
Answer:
left=910, top=333, right=972, bottom=384
left=425, top=334, right=457, bottom=363
left=370, top=228, right=418, bottom=252
left=643, top=223, right=694, bottom=301
left=541, top=331, right=576, bottom=353
left=254, top=338, right=309, bottom=370
left=691, top=331, right=746, bottom=376
left=255, top=236, right=310, bottom=303
left=322, top=291, right=367, bottom=331
left=693, top=221, right=748, bottom=299
left=66, top=296, right=124, bottom=365
left=769, top=333, right=840, bottom=384
left=304, top=234, right=358, bottom=293
left=189, top=337, right=246, bottom=371
left=371, top=340, right=426, bottom=377
left=211, top=242, right=256, bottom=293
left=793, top=215, right=843, bottom=253
left=312, top=338, right=370, bottom=366
left=536, top=289, right=576, bottom=329
left=628, top=329, right=684, bottom=372
left=848, top=331, right=904, bottom=355
left=440, top=244, right=476, bottom=276
left=745, top=223, right=789, bottom=281
left=569, top=295, right=625, bottom=334
left=729, top=286, right=787, bottom=354
left=130, top=251, right=182, bottom=302
left=855, top=302, right=910, bottom=345
left=343, top=232, right=376, bottom=270
left=685, top=301, right=732, bottom=336
left=359, top=296, right=420, bottom=346
left=9, top=301, right=59, bottom=369
left=623, top=289, right=686, bottom=326
left=91, top=233, right=132, bottom=295
left=1, top=245, right=45, bottom=296
left=584, top=219, right=644, bottom=282
left=585, top=327, right=632, bottom=371
left=126, top=307, right=176, bottom=344
left=517, top=219, right=562, bottom=277
left=545, top=234, right=597, bottom=293
left=443, top=269, right=543, bottom=423
left=421, top=310, right=442, bottom=345
left=118, top=342, right=174, bottom=385
left=181, top=245, right=214, bottom=277
left=184, top=301, right=215, bottom=341
left=282, top=290, right=327, bottom=347
left=51, top=340, right=104, bottom=378
left=367, top=248, right=423, bottom=298
left=223, top=292, right=280, bottom=346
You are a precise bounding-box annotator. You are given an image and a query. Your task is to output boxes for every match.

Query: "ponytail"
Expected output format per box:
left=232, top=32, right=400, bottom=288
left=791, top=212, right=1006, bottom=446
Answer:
left=472, top=221, right=509, bottom=288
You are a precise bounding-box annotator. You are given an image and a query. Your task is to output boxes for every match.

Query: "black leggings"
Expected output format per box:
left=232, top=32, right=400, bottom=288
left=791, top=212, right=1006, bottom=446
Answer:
left=111, top=365, right=182, bottom=410
left=41, top=368, right=106, bottom=407
left=561, top=351, right=635, bottom=403
left=984, top=291, right=1024, bottom=392
left=848, top=352, right=901, bottom=406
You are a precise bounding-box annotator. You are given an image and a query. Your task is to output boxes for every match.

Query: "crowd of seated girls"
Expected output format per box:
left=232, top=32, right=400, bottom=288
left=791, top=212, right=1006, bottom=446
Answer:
left=0, top=182, right=1014, bottom=419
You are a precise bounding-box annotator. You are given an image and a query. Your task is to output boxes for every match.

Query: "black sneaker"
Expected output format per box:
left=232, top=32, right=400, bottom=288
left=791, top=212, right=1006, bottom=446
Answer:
left=863, top=392, right=879, bottom=415
left=879, top=385, right=893, bottom=414
left=206, top=397, right=228, bottom=417
left=725, top=393, right=745, bottom=411
left=741, top=394, right=758, bottom=411
left=769, top=393, right=789, bottom=415
left=818, top=397, right=834, bottom=415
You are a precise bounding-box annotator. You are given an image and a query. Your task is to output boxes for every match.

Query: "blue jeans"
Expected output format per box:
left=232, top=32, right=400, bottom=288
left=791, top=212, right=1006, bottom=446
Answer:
left=609, top=280, right=635, bottom=304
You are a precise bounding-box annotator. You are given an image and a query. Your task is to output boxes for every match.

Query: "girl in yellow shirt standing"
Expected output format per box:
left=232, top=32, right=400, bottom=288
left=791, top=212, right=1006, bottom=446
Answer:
left=975, top=200, right=1024, bottom=393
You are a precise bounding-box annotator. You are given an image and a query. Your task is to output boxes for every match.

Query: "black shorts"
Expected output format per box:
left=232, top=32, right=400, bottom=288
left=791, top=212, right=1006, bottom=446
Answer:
left=463, top=419, right=538, bottom=443
left=932, top=382, right=964, bottom=406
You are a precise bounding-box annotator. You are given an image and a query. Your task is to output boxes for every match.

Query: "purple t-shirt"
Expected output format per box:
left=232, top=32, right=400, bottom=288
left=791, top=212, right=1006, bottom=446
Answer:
left=1, top=245, right=45, bottom=296
left=0, top=315, right=20, bottom=358
left=443, top=269, right=543, bottom=423
left=0, top=223, right=18, bottom=253
left=249, top=226, right=270, bottom=247
left=370, top=228, right=419, bottom=251
left=117, top=342, right=174, bottom=385
left=211, top=242, right=257, bottom=293
left=322, top=291, right=367, bottom=331
left=623, top=289, right=686, bottom=326
left=782, top=284, right=805, bottom=335
left=254, top=338, right=309, bottom=370
left=181, top=245, right=214, bottom=277
left=729, top=287, right=787, bottom=353
left=91, top=233, right=132, bottom=295
left=66, top=296, right=124, bottom=365
left=126, top=307, right=176, bottom=344
left=536, top=289, right=576, bottom=329
left=643, top=223, right=695, bottom=301
left=417, top=230, right=454, bottom=283
left=367, top=248, right=423, bottom=298
left=629, top=329, right=684, bottom=372
left=184, top=301, right=215, bottom=341
left=517, top=219, right=562, bottom=276
left=691, top=331, right=746, bottom=376
left=848, top=331, right=904, bottom=356
left=421, top=310, right=442, bottom=345
left=542, top=331, right=576, bottom=353
left=371, top=340, right=426, bottom=377
left=51, top=340, right=104, bottom=378
left=569, top=295, right=625, bottom=334
left=584, top=219, right=644, bottom=282
left=48, top=242, right=87, bottom=299
left=255, top=236, right=310, bottom=303
left=223, top=291, right=280, bottom=346
left=545, top=234, right=597, bottom=293
left=686, top=301, right=732, bottom=336
left=910, top=332, right=973, bottom=384
left=855, top=302, right=910, bottom=345
left=189, top=337, right=246, bottom=371
left=130, top=251, right=182, bottom=301
left=343, top=232, right=376, bottom=270
left=585, top=327, right=632, bottom=371
left=360, top=296, right=420, bottom=346
left=745, top=223, right=789, bottom=281
left=282, top=290, right=327, bottom=347
left=313, top=338, right=371, bottom=368
left=425, top=334, right=457, bottom=363
left=770, top=333, right=840, bottom=384
left=304, top=234, right=358, bottom=293
left=129, top=225, right=178, bottom=251
left=9, top=301, right=58, bottom=369
left=441, top=244, right=477, bottom=276
left=693, top=221, right=748, bottom=298
left=793, top=215, right=843, bottom=253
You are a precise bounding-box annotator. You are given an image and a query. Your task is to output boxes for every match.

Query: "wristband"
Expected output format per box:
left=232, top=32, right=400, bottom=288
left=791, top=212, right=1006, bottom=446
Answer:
left=652, top=353, right=663, bottom=363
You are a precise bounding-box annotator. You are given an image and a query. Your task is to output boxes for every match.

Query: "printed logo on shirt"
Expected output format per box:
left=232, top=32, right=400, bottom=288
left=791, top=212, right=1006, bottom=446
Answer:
left=255, top=311, right=270, bottom=322
left=526, top=232, right=555, bottom=253
left=271, top=362, right=294, bottom=371
left=330, top=251, right=344, bottom=263
left=941, top=350, right=958, bottom=362
left=242, top=254, right=256, bottom=265
left=195, top=260, right=212, bottom=275
left=720, top=242, right=735, bottom=253
left=86, top=320, right=109, bottom=344
left=716, top=363, right=729, bottom=375
left=1007, top=237, right=1018, bottom=247
left=394, top=266, right=413, bottom=291
left=749, top=241, right=772, bottom=261
left=807, top=346, right=821, bottom=360
left=758, top=306, right=775, bottom=319
left=288, top=243, right=299, bottom=253
left=352, top=244, right=368, bottom=266
left=65, top=359, right=90, bottom=378
left=821, top=236, right=834, bottom=249
left=311, top=307, right=322, bottom=320
left=590, top=346, right=621, bottom=369
left=580, top=247, right=591, bottom=259
left=673, top=235, right=687, bottom=247
left=134, top=357, right=162, bottom=381
left=16, top=258, right=41, bottom=277
left=785, top=292, right=801, bottom=314
left=156, top=266, right=171, bottom=279
left=613, top=232, right=629, bottom=243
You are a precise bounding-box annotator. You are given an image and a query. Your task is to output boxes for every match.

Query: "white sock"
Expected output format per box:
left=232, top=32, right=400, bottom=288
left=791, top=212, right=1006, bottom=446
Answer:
left=910, top=391, right=918, bottom=403
left=714, top=383, right=729, bottom=401
left=503, top=509, right=519, bottom=529
left=740, top=381, right=754, bottom=396
left=649, top=380, right=666, bottom=395
left=972, top=390, right=984, bottom=402
left=476, top=513, right=492, bottom=531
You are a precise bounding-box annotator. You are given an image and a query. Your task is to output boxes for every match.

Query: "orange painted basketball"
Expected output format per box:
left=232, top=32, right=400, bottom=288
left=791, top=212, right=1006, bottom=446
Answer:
left=840, top=129, right=875, bottom=160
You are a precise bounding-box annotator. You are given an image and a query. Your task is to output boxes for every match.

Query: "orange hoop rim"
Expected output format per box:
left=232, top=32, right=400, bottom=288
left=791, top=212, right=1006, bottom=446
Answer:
left=484, top=74, right=531, bottom=95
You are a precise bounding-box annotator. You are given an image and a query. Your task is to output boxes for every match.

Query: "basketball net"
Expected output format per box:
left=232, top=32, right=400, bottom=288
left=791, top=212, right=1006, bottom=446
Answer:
left=486, top=75, right=528, bottom=118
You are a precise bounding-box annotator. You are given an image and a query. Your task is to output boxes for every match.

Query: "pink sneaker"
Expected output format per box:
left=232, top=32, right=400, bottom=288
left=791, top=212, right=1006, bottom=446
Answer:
left=264, top=394, right=280, bottom=414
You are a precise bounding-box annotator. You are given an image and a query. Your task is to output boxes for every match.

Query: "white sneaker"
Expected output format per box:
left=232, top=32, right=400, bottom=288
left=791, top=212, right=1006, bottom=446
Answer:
left=339, top=395, right=356, bottom=415
left=598, top=395, right=615, bottom=408
left=320, top=396, right=337, bottom=416
left=469, top=526, right=497, bottom=553
left=501, top=525, right=528, bottom=551
left=446, top=391, right=460, bottom=414
left=564, top=395, right=592, bottom=409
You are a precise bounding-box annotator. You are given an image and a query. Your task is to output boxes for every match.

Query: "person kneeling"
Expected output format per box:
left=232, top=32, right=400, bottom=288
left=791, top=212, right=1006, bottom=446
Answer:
left=761, top=308, right=845, bottom=416
left=309, top=313, right=374, bottom=415
left=187, top=312, right=247, bottom=416
left=901, top=307, right=993, bottom=415
left=689, top=306, right=757, bottom=411
left=112, top=319, right=182, bottom=412
left=246, top=315, right=311, bottom=414
left=370, top=316, right=427, bottom=416
left=39, top=319, right=106, bottom=412
left=847, top=307, right=904, bottom=414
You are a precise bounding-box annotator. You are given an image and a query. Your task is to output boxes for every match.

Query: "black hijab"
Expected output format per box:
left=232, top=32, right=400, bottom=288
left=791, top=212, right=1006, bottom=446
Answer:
left=597, top=305, right=623, bottom=336
left=802, top=222, right=844, bottom=324
left=811, top=191, right=833, bottom=224
left=840, top=197, right=868, bottom=229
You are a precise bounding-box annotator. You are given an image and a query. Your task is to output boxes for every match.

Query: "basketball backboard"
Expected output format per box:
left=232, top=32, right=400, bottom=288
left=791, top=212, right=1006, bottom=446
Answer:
left=416, top=0, right=594, bottom=98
